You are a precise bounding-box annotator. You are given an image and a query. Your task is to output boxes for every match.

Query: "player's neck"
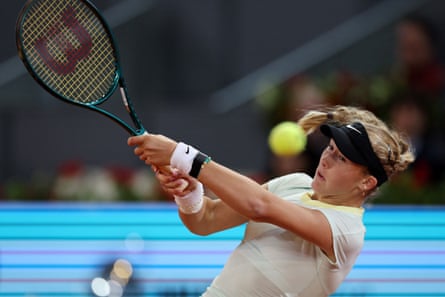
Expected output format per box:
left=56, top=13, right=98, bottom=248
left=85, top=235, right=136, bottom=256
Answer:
left=311, top=192, right=363, bottom=208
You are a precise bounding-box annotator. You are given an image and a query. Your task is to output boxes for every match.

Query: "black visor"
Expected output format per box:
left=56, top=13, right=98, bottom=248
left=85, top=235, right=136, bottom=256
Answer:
left=320, top=122, right=388, bottom=186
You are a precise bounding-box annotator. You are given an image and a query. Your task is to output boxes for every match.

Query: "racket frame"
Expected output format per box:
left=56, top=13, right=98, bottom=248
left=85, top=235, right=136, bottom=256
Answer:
left=16, top=0, right=146, bottom=136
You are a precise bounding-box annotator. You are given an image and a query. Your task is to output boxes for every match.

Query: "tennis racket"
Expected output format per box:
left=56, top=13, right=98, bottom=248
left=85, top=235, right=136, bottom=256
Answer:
left=16, top=0, right=146, bottom=136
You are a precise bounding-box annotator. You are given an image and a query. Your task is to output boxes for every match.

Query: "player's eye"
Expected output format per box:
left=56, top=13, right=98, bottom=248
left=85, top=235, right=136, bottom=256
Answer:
left=337, top=154, right=347, bottom=162
left=325, top=143, right=347, bottom=163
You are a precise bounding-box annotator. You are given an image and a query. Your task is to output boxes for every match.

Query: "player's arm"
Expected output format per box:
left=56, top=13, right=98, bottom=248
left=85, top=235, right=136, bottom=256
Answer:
left=154, top=168, right=248, bottom=235
left=179, top=196, right=248, bottom=235
left=128, top=134, right=334, bottom=257
left=198, top=161, right=334, bottom=259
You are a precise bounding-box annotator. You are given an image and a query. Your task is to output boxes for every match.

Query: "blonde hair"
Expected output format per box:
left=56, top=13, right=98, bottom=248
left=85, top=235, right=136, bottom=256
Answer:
left=297, top=105, right=415, bottom=181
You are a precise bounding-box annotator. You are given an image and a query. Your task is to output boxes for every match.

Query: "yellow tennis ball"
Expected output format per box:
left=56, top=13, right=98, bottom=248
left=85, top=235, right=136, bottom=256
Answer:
left=268, top=121, right=307, bottom=156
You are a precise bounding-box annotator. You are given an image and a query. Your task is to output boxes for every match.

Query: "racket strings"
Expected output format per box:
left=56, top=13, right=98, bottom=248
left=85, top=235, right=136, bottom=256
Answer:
left=20, top=0, right=117, bottom=104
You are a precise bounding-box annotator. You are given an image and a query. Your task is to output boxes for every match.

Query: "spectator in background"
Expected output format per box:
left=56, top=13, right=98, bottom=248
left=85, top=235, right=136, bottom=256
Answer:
left=388, top=14, right=445, bottom=185
left=387, top=97, right=431, bottom=186
left=392, top=14, right=445, bottom=128
left=393, top=14, right=445, bottom=97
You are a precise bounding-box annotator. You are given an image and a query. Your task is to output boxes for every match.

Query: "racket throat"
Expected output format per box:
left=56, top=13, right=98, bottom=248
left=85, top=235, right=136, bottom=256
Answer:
left=119, top=87, right=130, bottom=112
left=119, top=86, right=145, bottom=135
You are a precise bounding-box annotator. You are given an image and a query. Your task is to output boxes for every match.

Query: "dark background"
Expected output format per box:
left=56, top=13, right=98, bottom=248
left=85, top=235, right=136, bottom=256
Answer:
left=1, top=0, right=444, bottom=189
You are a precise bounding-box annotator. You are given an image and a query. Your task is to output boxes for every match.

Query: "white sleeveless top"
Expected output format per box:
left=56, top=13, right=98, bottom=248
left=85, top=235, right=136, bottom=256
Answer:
left=202, top=173, right=365, bottom=297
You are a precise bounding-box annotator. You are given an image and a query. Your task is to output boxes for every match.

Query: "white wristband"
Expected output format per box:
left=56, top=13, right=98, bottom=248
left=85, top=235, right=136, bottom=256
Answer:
left=171, top=142, right=199, bottom=174
left=174, top=182, right=204, bottom=214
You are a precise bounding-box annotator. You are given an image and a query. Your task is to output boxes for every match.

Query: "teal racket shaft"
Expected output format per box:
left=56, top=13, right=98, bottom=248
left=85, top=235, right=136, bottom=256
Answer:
left=16, top=0, right=146, bottom=136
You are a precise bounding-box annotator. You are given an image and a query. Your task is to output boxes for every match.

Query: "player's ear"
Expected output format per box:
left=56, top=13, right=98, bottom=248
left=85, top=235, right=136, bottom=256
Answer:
left=361, top=175, right=378, bottom=191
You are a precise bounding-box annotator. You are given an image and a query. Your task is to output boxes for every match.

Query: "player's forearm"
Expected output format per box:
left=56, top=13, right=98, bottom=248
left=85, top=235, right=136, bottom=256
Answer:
left=178, top=196, right=246, bottom=235
left=197, top=161, right=273, bottom=221
left=177, top=196, right=211, bottom=235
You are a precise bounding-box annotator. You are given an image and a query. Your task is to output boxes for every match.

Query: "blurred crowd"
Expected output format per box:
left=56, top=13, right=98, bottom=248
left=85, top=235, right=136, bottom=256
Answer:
left=259, top=14, right=445, bottom=204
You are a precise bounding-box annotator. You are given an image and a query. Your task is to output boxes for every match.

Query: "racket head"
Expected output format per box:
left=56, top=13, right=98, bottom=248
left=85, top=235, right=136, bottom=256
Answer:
left=16, top=0, right=120, bottom=107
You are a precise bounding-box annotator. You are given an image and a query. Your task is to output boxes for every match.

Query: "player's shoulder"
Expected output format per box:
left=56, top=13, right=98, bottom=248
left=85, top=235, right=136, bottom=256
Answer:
left=267, top=172, right=313, bottom=192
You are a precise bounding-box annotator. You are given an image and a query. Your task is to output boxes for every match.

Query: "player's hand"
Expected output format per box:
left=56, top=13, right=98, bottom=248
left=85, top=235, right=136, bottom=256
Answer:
left=128, top=134, right=177, bottom=166
left=152, top=166, right=197, bottom=197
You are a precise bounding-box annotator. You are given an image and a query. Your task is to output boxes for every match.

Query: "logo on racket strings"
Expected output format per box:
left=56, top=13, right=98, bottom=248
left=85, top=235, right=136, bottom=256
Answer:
left=34, top=6, right=92, bottom=75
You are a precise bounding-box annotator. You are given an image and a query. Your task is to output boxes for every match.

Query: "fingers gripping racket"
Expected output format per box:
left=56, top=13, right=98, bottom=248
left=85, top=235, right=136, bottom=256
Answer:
left=16, top=0, right=146, bottom=136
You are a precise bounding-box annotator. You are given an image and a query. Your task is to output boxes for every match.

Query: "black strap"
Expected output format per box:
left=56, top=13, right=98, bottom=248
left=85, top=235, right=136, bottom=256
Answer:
left=189, top=152, right=210, bottom=178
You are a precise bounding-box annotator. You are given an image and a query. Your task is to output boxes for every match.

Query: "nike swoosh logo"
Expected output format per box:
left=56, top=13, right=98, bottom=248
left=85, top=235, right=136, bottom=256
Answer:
left=346, top=124, right=362, bottom=134
left=185, top=146, right=190, bottom=154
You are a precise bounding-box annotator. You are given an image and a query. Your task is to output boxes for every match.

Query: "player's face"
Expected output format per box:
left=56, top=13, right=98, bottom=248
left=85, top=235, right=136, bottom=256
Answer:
left=312, top=139, right=368, bottom=199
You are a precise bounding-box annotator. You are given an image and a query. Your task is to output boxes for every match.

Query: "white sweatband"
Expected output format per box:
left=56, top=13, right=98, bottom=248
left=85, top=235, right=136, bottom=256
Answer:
left=171, top=142, right=199, bottom=174
left=174, top=182, right=204, bottom=214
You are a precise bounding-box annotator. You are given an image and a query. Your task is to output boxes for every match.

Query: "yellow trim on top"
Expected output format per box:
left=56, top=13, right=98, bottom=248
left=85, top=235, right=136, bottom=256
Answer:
left=301, top=192, right=364, bottom=216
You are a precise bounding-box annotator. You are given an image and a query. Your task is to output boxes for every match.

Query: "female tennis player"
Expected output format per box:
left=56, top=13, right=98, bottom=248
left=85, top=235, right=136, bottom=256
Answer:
left=128, top=105, right=414, bottom=296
